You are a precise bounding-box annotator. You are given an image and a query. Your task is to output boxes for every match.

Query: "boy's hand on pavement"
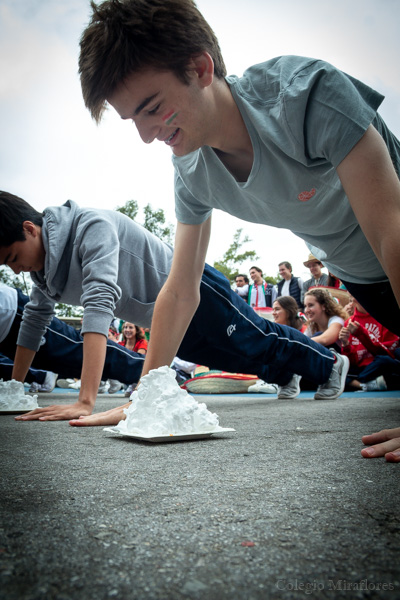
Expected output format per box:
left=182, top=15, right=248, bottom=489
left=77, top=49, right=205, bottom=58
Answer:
left=14, top=401, right=93, bottom=421
left=361, top=427, right=400, bottom=462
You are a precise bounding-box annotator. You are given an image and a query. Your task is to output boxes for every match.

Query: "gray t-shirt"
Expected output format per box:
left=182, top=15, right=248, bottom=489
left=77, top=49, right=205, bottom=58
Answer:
left=173, top=56, right=400, bottom=284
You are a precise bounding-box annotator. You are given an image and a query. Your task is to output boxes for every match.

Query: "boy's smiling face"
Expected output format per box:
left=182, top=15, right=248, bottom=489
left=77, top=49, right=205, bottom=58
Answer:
left=0, top=222, right=45, bottom=274
left=106, top=53, right=215, bottom=157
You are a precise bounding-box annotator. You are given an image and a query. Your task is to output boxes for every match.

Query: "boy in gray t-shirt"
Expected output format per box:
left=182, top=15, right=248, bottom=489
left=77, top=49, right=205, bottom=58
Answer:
left=77, top=1, right=400, bottom=460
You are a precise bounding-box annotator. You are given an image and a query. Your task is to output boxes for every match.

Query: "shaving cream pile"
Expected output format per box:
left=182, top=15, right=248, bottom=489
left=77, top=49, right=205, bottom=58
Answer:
left=0, top=379, right=39, bottom=410
left=114, top=366, right=221, bottom=436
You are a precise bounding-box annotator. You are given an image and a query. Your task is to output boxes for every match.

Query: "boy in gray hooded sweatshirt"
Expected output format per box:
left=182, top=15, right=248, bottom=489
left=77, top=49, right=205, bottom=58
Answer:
left=0, top=190, right=349, bottom=422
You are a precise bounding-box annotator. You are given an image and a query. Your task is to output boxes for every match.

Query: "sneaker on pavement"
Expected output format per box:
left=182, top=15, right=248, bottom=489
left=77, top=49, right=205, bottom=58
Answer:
left=360, top=375, right=387, bottom=392
left=40, top=371, right=58, bottom=392
left=69, top=380, right=81, bottom=390
left=98, top=381, right=110, bottom=394
left=314, top=351, right=349, bottom=400
left=124, top=384, right=134, bottom=398
left=248, top=381, right=278, bottom=394
left=28, top=371, right=58, bottom=393
left=56, top=378, right=75, bottom=388
left=278, top=374, right=301, bottom=399
left=28, top=382, right=41, bottom=393
left=108, top=379, right=123, bottom=394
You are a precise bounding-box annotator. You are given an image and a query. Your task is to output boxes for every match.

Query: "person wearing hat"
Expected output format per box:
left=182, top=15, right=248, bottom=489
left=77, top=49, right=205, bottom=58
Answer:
left=302, top=254, right=329, bottom=301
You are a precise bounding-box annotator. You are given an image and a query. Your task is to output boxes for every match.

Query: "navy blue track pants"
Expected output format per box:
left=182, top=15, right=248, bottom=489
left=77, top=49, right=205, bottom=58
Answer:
left=2, top=269, right=335, bottom=387
left=178, top=265, right=334, bottom=386
left=0, top=289, right=145, bottom=384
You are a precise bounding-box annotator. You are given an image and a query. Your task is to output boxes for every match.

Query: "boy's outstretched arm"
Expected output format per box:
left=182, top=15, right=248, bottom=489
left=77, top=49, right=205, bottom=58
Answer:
left=15, top=332, right=107, bottom=421
left=336, top=124, right=400, bottom=308
left=70, top=218, right=212, bottom=428
left=139, top=218, right=212, bottom=377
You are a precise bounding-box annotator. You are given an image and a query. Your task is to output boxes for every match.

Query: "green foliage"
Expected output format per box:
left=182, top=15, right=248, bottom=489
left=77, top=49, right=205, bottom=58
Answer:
left=115, top=199, right=139, bottom=221
left=213, top=229, right=259, bottom=284
left=143, top=204, right=174, bottom=244
left=0, top=267, right=31, bottom=295
left=116, top=199, right=174, bottom=244
left=54, top=303, right=84, bottom=318
left=265, top=275, right=279, bottom=285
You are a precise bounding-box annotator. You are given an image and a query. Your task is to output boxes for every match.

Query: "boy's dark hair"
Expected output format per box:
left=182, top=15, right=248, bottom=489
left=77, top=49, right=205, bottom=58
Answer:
left=79, top=0, right=227, bottom=123
left=0, top=191, right=43, bottom=248
left=278, top=261, right=293, bottom=272
left=236, top=274, right=249, bottom=284
left=250, top=266, right=263, bottom=276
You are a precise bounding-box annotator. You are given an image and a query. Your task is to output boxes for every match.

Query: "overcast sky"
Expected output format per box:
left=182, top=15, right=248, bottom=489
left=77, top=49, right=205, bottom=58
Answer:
left=1, top=0, right=399, bottom=281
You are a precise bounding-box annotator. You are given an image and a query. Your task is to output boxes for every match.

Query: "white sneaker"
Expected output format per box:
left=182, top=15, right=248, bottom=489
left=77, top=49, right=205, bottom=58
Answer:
left=28, top=382, right=41, bottom=393
left=360, top=376, right=387, bottom=392
left=314, top=351, right=349, bottom=400
left=28, top=371, right=58, bottom=393
left=247, top=381, right=278, bottom=394
left=98, top=381, right=110, bottom=394
left=108, top=379, right=123, bottom=394
left=56, top=378, right=75, bottom=388
left=124, top=384, right=134, bottom=398
left=40, top=371, right=58, bottom=392
left=69, top=380, right=81, bottom=390
left=278, top=374, right=301, bottom=399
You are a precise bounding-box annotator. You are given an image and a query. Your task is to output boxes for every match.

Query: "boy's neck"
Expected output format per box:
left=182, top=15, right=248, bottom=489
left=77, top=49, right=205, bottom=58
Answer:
left=209, top=80, right=254, bottom=182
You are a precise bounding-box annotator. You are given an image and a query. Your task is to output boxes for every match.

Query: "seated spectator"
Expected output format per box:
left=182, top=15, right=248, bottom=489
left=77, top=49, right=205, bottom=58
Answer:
left=119, top=322, right=148, bottom=355
left=304, top=289, right=347, bottom=350
left=276, top=261, right=304, bottom=309
left=248, top=266, right=277, bottom=308
left=234, top=274, right=249, bottom=300
left=119, top=322, right=148, bottom=397
left=106, top=325, right=124, bottom=394
left=339, top=299, right=400, bottom=391
left=302, top=254, right=329, bottom=301
left=272, top=296, right=306, bottom=332
left=344, top=296, right=356, bottom=318
left=327, top=272, right=345, bottom=289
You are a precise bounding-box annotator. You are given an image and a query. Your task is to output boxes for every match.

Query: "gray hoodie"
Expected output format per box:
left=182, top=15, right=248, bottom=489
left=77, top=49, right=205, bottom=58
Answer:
left=17, top=201, right=172, bottom=351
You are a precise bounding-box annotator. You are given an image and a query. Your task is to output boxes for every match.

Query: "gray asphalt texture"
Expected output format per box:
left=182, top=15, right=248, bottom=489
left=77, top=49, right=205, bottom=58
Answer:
left=1, top=389, right=400, bottom=600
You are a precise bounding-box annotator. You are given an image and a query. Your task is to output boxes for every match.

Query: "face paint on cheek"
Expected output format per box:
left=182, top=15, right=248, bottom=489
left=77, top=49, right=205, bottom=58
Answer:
left=163, top=110, right=179, bottom=125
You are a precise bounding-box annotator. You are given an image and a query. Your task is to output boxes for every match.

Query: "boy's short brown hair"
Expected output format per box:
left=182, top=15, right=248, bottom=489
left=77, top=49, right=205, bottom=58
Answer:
left=79, top=0, right=226, bottom=123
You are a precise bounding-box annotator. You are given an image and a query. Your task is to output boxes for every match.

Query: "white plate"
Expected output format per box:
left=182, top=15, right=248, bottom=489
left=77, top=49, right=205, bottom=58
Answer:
left=103, top=426, right=235, bottom=443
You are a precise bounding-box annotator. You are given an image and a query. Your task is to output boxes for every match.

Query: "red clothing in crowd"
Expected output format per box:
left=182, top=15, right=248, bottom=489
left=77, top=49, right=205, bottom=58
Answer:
left=119, top=338, right=148, bottom=353
left=342, top=306, right=399, bottom=368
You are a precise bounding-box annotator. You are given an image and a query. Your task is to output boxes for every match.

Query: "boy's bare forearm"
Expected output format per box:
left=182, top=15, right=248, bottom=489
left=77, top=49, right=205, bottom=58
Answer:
left=12, top=346, right=37, bottom=382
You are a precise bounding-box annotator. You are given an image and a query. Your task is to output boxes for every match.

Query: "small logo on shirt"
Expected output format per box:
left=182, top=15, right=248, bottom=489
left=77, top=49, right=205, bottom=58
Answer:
left=298, top=188, right=316, bottom=201
left=227, top=324, right=236, bottom=337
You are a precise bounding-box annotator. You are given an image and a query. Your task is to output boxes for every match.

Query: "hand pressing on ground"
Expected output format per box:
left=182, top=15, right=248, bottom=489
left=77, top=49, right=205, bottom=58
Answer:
left=69, top=403, right=130, bottom=427
left=15, top=401, right=93, bottom=421
left=361, top=427, right=400, bottom=462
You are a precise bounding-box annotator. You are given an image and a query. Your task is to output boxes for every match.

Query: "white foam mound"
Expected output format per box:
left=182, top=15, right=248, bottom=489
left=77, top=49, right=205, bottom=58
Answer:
left=0, top=379, right=39, bottom=410
left=114, top=366, right=222, bottom=436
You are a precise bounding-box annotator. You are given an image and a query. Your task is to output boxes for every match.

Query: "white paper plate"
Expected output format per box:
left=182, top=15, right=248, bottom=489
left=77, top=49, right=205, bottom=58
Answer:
left=103, top=426, right=235, bottom=443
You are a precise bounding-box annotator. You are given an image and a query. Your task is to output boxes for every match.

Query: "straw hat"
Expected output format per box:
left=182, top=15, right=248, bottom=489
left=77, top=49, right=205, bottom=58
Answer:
left=303, top=253, right=323, bottom=268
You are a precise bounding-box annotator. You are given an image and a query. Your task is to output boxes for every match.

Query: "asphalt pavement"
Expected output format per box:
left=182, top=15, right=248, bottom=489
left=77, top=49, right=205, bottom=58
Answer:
left=1, top=389, right=400, bottom=600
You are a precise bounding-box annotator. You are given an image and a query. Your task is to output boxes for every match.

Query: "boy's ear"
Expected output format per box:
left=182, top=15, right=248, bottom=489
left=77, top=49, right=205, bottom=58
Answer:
left=189, top=52, right=214, bottom=87
left=22, top=221, right=39, bottom=237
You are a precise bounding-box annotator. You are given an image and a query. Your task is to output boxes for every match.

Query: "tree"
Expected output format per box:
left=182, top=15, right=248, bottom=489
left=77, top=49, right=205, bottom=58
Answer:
left=143, top=204, right=174, bottom=244
left=115, top=199, right=139, bottom=221
left=116, top=199, right=175, bottom=244
left=0, top=267, right=31, bottom=295
left=213, top=228, right=259, bottom=283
